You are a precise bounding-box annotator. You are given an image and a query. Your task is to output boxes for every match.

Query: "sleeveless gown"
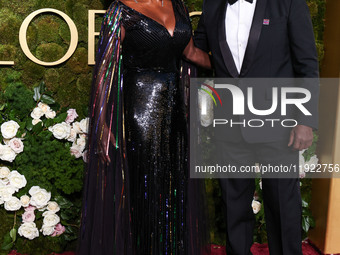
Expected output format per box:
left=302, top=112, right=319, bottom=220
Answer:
left=78, top=1, right=209, bottom=254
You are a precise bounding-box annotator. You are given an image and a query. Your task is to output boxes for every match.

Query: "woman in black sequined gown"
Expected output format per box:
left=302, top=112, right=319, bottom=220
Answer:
left=78, top=0, right=211, bottom=254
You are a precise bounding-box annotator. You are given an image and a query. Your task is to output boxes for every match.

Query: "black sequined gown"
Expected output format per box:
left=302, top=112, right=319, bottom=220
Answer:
left=121, top=0, right=192, bottom=254
left=78, top=0, right=210, bottom=254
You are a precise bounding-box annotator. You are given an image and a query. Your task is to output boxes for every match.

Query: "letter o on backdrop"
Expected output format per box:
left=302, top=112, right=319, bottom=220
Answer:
left=19, top=8, right=78, bottom=66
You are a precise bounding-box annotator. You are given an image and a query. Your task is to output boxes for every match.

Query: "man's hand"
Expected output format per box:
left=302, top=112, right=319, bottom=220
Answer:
left=288, top=125, right=313, bottom=151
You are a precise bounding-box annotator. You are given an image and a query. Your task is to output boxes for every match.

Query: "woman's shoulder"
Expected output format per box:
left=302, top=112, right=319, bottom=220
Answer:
left=103, top=0, right=133, bottom=23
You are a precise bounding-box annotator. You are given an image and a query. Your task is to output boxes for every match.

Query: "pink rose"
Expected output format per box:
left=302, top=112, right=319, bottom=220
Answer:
left=8, top=138, right=24, bottom=154
left=51, top=223, right=66, bottom=236
left=22, top=211, right=35, bottom=223
left=65, top=109, right=78, bottom=124
left=25, top=205, right=36, bottom=212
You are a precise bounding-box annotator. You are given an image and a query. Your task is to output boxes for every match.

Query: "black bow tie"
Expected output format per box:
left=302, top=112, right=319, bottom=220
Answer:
left=228, top=0, right=253, bottom=5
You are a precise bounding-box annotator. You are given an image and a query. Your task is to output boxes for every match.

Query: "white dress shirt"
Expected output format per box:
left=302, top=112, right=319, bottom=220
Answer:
left=225, top=0, right=257, bottom=73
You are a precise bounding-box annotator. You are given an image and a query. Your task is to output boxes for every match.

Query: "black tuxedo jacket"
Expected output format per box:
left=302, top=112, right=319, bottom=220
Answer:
left=194, top=0, right=319, bottom=143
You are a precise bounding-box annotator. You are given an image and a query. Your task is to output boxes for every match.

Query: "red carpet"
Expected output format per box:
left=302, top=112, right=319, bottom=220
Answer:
left=210, top=240, right=339, bottom=255
left=211, top=243, right=317, bottom=254
left=8, top=240, right=340, bottom=255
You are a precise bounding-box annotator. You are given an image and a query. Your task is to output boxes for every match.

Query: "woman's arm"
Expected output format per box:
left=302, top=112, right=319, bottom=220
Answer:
left=183, top=38, right=211, bottom=69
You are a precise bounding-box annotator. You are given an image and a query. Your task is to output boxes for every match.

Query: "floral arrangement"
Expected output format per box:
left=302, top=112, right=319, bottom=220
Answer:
left=48, top=111, right=89, bottom=161
left=0, top=121, right=24, bottom=162
left=0, top=81, right=87, bottom=254
left=0, top=165, right=66, bottom=249
left=30, top=100, right=89, bottom=162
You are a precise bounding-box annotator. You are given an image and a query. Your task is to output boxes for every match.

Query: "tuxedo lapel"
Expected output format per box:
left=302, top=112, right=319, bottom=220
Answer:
left=218, top=1, right=239, bottom=78
left=240, top=0, right=267, bottom=77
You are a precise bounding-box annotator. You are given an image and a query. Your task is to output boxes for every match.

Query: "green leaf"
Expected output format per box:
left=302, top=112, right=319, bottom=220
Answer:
left=61, top=211, right=70, bottom=221
left=33, top=86, right=41, bottom=102
left=1, top=242, right=13, bottom=251
left=302, top=216, right=311, bottom=233
left=0, top=104, right=6, bottom=111
left=26, top=118, right=34, bottom=131
left=45, top=119, right=54, bottom=127
left=55, top=195, right=73, bottom=209
left=39, top=81, right=46, bottom=94
left=9, top=228, right=16, bottom=242
left=54, top=112, right=68, bottom=123
left=32, top=122, right=43, bottom=133
left=1, top=232, right=13, bottom=251
left=309, top=216, right=316, bottom=228
left=301, top=199, right=309, bottom=208
left=41, top=95, right=56, bottom=105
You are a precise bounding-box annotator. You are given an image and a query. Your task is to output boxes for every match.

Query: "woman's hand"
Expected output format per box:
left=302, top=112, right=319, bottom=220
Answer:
left=183, top=38, right=211, bottom=69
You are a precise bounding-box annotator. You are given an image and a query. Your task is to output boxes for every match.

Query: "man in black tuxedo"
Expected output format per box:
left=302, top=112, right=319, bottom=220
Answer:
left=194, top=0, right=319, bottom=254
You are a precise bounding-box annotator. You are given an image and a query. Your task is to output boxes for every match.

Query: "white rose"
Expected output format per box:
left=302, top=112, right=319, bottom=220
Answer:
left=79, top=133, right=86, bottom=139
left=299, top=151, right=306, bottom=178
left=305, top=155, right=319, bottom=168
left=8, top=138, right=24, bottom=154
left=47, top=201, right=60, bottom=213
left=72, top=121, right=82, bottom=134
left=18, top=222, right=39, bottom=240
left=2, top=139, right=10, bottom=145
left=31, top=107, right=44, bottom=120
left=8, top=170, right=27, bottom=191
left=42, top=211, right=60, bottom=226
left=0, top=144, right=17, bottom=162
left=0, top=197, right=3, bottom=205
left=32, top=119, right=42, bottom=126
left=45, top=109, right=56, bottom=119
left=38, top=102, right=50, bottom=113
left=0, top=166, right=10, bottom=178
left=0, top=178, right=9, bottom=186
left=70, top=144, right=83, bottom=159
left=20, top=195, right=31, bottom=207
left=79, top=118, right=89, bottom=134
left=0, top=185, right=16, bottom=201
left=252, top=200, right=262, bottom=214
left=76, top=136, right=86, bottom=152
left=48, top=122, right=71, bottom=140
left=29, top=186, right=51, bottom=209
left=41, top=224, right=55, bottom=236
left=67, top=128, right=77, bottom=142
left=1, top=120, right=20, bottom=139
left=4, top=196, right=21, bottom=211
left=299, top=152, right=319, bottom=178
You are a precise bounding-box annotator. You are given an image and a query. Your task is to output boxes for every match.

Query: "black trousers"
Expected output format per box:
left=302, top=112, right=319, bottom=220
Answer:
left=215, top=138, right=302, bottom=255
